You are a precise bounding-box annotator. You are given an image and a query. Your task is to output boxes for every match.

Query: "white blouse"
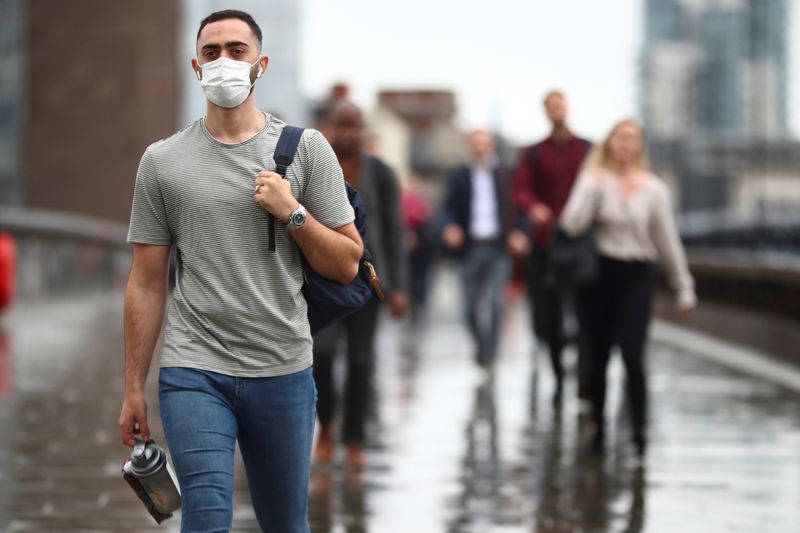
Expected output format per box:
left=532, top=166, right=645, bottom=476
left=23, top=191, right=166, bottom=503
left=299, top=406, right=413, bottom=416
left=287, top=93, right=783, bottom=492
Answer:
left=560, top=170, right=697, bottom=309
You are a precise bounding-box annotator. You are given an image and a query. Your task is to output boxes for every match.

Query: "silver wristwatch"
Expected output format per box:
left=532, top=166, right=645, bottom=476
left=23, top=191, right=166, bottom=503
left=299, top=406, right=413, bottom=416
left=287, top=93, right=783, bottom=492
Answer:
left=287, top=203, right=307, bottom=232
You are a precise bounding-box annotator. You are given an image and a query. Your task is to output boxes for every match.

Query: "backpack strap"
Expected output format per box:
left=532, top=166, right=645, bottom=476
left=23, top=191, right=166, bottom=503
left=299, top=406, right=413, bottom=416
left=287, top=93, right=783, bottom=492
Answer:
left=269, top=126, right=305, bottom=252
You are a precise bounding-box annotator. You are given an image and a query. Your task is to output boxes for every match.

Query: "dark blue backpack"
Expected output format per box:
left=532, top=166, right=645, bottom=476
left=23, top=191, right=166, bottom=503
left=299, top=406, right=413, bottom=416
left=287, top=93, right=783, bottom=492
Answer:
left=269, top=125, right=383, bottom=334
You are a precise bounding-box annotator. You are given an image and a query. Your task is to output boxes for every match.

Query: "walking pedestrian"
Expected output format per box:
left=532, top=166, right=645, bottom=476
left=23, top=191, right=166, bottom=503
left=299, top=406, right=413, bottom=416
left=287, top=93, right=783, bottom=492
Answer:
left=560, top=118, right=696, bottom=456
left=312, top=101, right=409, bottom=467
left=512, top=90, right=592, bottom=406
left=441, top=129, right=529, bottom=371
left=118, top=10, right=362, bottom=531
left=312, top=83, right=350, bottom=140
left=401, top=173, right=436, bottom=323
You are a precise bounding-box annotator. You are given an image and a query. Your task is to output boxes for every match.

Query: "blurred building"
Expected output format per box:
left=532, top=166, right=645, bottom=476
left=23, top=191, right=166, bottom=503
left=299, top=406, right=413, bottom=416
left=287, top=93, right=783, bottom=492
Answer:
left=377, top=90, right=465, bottom=184
left=643, top=0, right=788, bottom=140
left=180, top=0, right=305, bottom=125
left=743, top=0, right=788, bottom=139
left=642, top=0, right=797, bottom=214
left=645, top=0, right=684, bottom=41
left=24, top=0, right=181, bottom=222
left=365, top=105, right=412, bottom=185
left=1, top=0, right=181, bottom=223
left=0, top=0, right=24, bottom=207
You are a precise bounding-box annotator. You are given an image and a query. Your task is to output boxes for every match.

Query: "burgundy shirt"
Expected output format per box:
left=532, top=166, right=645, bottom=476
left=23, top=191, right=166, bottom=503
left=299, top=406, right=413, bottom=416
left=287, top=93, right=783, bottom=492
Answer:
left=512, top=135, right=591, bottom=248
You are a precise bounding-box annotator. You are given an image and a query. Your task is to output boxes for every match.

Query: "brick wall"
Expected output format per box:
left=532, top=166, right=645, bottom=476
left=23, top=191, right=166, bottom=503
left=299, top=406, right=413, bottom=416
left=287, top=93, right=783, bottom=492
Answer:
left=24, top=0, right=180, bottom=222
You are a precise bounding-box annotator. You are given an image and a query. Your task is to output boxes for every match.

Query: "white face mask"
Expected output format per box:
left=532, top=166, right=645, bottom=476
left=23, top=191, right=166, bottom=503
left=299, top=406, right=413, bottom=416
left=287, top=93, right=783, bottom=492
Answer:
left=197, top=57, right=262, bottom=109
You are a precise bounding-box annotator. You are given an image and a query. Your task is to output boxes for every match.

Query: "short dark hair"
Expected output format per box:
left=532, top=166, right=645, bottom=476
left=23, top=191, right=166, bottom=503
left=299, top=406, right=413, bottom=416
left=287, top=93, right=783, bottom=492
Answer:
left=197, top=10, right=262, bottom=48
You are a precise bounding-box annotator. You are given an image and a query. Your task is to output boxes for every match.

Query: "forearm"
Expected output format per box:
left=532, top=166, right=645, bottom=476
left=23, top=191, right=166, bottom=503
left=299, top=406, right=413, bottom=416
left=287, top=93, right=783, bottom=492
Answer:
left=292, top=213, right=362, bottom=283
left=660, top=241, right=696, bottom=309
left=652, top=208, right=696, bottom=309
left=123, top=276, right=167, bottom=394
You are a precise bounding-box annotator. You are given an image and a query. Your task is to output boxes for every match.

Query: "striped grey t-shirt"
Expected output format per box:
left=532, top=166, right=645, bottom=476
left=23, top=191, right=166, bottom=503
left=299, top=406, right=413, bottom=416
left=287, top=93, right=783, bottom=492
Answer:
left=127, top=114, right=354, bottom=377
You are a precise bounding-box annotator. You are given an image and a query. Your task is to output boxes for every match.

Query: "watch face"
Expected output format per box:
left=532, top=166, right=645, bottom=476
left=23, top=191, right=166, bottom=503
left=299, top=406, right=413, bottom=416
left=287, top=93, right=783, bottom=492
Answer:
left=292, top=211, right=306, bottom=226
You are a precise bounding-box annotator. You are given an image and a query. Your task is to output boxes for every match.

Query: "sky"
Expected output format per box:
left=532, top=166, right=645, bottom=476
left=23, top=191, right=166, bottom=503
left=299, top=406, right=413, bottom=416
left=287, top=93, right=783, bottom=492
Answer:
left=300, top=0, right=800, bottom=144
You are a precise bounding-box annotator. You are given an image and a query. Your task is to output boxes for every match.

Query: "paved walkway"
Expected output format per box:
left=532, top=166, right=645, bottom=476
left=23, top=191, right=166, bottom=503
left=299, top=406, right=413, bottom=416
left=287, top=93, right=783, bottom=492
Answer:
left=0, top=268, right=798, bottom=532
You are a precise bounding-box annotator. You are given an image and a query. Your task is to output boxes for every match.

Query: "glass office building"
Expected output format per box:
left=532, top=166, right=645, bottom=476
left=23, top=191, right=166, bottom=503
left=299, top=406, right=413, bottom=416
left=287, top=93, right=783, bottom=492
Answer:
left=643, top=0, right=788, bottom=140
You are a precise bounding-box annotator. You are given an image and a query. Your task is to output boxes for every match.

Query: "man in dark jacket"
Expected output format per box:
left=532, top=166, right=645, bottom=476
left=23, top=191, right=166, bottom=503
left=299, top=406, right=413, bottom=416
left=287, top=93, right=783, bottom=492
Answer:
left=512, top=91, right=592, bottom=406
left=313, top=101, right=409, bottom=467
left=441, top=129, right=529, bottom=370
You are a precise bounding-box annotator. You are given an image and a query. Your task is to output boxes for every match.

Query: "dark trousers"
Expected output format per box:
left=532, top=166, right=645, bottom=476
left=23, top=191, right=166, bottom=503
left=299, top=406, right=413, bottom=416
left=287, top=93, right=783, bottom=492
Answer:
left=461, top=242, right=511, bottom=366
left=587, top=256, right=653, bottom=436
left=312, top=297, right=380, bottom=445
left=409, top=231, right=432, bottom=318
left=527, top=248, right=592, bottom=395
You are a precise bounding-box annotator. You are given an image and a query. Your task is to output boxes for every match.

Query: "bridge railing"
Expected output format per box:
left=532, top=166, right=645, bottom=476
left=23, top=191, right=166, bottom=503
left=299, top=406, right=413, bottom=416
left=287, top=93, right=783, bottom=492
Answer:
left=679, top=209, right=800, bottom=255
left=2, top=204, right=799, bottom=321
left=0, top=207, right=130, bottom=300
left=661, top=209, right=800, bottom=326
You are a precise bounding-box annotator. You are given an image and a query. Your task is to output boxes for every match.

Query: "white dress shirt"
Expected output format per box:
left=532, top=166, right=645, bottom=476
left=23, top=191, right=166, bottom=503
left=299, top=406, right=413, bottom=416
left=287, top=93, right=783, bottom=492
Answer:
left=469, top=161, right=501, bottom=241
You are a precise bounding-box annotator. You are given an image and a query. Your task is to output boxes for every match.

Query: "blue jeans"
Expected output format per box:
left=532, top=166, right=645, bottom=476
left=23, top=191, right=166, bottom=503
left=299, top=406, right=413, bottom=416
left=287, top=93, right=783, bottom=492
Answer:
left=461, top=242, right=511, bottom=366
left=158, top=366, right=316, bottom=533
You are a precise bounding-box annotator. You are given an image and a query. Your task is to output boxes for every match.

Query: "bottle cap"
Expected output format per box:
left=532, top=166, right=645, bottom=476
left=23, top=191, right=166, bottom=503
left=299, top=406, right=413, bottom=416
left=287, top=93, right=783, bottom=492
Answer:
left=130, top=437, right=163, bottom=475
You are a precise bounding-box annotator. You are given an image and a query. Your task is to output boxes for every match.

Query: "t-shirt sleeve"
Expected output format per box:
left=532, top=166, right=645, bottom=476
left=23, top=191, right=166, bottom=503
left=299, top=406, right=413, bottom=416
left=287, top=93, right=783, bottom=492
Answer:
left=127, top=148, right=173, bottom=245
left=299, top=129, right=355, bottom=229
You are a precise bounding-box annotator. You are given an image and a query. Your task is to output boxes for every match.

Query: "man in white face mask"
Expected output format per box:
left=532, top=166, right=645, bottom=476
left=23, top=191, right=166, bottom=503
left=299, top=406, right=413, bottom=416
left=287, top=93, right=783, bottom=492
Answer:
left=118, top=9, right=362, bottom=533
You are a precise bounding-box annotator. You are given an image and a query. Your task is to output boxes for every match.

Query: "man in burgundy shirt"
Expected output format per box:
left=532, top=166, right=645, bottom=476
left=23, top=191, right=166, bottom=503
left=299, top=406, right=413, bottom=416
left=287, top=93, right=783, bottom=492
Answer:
left=512, top=91, right=591, bottom=406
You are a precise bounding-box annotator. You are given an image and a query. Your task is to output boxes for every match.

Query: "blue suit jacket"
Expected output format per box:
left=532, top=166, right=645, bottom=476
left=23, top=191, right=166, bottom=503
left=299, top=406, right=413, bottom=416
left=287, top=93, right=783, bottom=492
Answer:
left=440, top=164, right=528, bottom=254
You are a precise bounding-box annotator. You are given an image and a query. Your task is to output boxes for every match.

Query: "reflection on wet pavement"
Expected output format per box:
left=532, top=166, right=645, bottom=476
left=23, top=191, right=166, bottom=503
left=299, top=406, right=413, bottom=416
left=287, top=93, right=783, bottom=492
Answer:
left=1, top=269, right=799, bottom=532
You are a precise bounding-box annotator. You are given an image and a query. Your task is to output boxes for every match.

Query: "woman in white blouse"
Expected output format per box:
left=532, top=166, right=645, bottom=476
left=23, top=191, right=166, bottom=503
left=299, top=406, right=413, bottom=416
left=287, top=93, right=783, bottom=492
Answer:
left=560, top=119, right=696, bottom=456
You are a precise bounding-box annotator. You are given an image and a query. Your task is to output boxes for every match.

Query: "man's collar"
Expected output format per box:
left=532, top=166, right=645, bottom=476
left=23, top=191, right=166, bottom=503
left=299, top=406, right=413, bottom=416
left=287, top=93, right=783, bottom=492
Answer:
left=547, top=129, right=575, bottom=144
left=471, top=153, right=499, bottom=171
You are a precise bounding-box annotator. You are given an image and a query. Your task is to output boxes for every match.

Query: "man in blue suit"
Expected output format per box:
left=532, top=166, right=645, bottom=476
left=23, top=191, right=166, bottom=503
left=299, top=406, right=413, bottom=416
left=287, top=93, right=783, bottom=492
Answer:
left=441, top=130, right=529, bottom=370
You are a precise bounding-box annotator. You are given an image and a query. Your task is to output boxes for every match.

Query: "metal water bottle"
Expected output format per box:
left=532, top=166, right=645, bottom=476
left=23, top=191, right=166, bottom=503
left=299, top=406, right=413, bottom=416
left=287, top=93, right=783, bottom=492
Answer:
left=122, top=437, right=181, bottom=523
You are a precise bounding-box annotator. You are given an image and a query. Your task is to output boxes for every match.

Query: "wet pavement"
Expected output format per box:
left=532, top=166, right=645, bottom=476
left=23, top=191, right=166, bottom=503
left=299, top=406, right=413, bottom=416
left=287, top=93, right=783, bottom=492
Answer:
left=0, top=268, right=799, bottom=532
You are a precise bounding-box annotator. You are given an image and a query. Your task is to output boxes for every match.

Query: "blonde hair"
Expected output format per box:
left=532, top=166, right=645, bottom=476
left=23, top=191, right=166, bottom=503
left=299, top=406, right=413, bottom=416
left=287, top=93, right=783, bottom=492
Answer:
left=581, top=118, right=649, bottom=174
